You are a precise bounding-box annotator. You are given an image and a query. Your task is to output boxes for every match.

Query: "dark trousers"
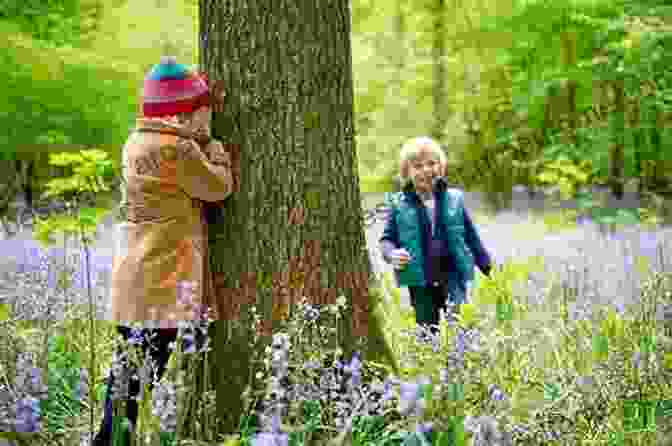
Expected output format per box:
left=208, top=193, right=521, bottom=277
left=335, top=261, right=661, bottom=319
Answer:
left=93, top=325, right=179, bottom=445
left=408, top=281, right=467, bottom=335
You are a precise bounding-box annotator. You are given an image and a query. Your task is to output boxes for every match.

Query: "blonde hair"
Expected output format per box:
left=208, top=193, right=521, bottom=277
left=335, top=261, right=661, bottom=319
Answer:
left=398, top=136, right=447, bottom=182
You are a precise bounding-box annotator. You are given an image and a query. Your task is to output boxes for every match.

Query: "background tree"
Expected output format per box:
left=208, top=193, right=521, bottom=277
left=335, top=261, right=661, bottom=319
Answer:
left=195, top=0, right=391, bottom=436
left=431, top=0, right=448, bottom=142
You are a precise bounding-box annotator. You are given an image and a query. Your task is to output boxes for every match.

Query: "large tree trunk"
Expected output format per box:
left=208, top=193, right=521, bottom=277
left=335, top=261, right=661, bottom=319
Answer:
left=196, top=0, right=375, bottom=437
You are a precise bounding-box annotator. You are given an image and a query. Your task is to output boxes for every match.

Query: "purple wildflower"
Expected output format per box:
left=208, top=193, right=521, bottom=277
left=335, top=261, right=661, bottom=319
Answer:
left=251, top=432, right=289, bottom=446
left=632, top=351, right=642, bottom=370
left=344, top=352, right=362, bottom=389
left=380, top=379, right=395, bottom=403
left=417, top=421, right=434, bottom=434
left=455, top=330, right=466, bottom=356
left=47, top=268, right=57, bottom=289
left=74, top=368, right=89, bottom=402
left=14, top=354, right=47, bottom=398
left=544, top=429, right=561, bottom=441
left=127, top=327, right=144, bottom=346
left=488, top=384, right=506, bottom=402
left=398, top=377, right=429, bottom=418
left=576, top=215, right=591, bottom=226
left=182, top=332, right=197, bottom=354
left=14, top=396, right=41, bottom=432
left=638, top=232, right=659, bottom=260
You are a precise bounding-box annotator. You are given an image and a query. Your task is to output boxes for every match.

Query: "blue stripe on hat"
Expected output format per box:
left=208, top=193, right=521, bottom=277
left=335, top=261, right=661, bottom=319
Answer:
left=145, top=58, right=191, bottom=81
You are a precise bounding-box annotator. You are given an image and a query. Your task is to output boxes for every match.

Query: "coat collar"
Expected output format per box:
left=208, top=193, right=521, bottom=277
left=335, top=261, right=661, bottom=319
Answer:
left=402, top=176, right=449, bottom=204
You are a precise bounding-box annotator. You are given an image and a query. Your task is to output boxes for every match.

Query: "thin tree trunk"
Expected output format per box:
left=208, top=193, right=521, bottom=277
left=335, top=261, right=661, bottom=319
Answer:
left=609, top=80, right=625, bottom=200
left=197, top=0, right=376, bottom=437
left=394, top=0, right=405, bottom=72
left=560, top=29, right=578, bottom=138
left=431, top=0, right=446, bottom=141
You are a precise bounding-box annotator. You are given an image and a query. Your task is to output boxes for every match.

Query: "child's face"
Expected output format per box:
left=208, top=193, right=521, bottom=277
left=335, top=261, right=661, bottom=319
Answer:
left=408, top=149, right=442, bottom=193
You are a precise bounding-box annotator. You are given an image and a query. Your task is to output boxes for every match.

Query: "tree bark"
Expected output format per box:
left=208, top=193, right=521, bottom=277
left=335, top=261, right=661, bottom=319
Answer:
left=560, top=30, right=578, bottom=148
left=431, top=0, right=446, bottom=141
left=609, top=80, right=625, bottom=200
left=197, top=0, right=376, bottom=437
left=394, top=0, right=406, bottom=72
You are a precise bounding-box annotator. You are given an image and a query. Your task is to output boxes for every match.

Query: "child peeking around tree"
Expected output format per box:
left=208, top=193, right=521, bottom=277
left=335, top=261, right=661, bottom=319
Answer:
left=379, top=136, right=493, bottom=339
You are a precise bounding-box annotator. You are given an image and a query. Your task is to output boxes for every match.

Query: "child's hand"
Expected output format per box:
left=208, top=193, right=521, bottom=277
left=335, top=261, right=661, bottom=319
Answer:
left=390, top=248, right=412, bottom=270
left=191, top=125, right=212, bottom=146
left=202, top=140, right=231, bottom=168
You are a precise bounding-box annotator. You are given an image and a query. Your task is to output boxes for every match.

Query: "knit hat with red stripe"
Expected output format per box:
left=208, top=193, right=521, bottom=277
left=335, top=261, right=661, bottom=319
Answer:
left=142, top=56, right=210, bottom=117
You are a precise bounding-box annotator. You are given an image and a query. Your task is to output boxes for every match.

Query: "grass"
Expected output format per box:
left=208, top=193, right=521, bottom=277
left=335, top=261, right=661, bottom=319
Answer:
left=1, top=206, right=672, bottom=446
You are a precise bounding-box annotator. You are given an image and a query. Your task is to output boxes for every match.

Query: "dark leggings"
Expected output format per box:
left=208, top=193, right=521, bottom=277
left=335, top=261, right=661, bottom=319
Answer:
left=408, top=282, right=466, bottom=335
left=94, top=325, right=181, bottom=445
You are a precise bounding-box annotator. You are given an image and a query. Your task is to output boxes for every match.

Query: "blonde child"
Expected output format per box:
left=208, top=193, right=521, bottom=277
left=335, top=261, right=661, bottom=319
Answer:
left=379, top=137, right=493, bottom=338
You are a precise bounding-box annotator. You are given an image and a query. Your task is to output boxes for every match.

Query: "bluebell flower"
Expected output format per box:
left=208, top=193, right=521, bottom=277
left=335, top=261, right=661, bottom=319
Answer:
left=74, top=368, right=89, bottom=402
left=14, top=396, right=41, bottom=432
left=127, top=327, right=144, bottom=346
left=344, top=352, right=362, bottom=389
left=37, top=251, right=49, bottom=274
left=14, top=354, right=47, bottom=398
left=488, top=384, right=506, bottom=402
left=631, top=351, right=642, bottom=370
left=28, top=367, right=42, bottom=390
left=251, top=432, right=288, bottom=446
left=398, top=381, right=421, bottom=416
left=178, top=325, right=196, bottom=354
left=398, top=377, right=429, bottom=418
left=576, top=215, right=591, bottom=226
left=544, top=429, right=561, bottom=441
left=47, top=267, right=57, bottom=289
left=455, top=330, right=466, bottom=356
left=638, top=232, right=659, bottom=260
left=380, top=379, right=395, bottom=403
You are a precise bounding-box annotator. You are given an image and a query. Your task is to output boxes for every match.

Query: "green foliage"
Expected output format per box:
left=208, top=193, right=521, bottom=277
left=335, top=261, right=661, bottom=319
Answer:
left=535, top=157, right=592, bottom=201
left=0, top=18, right=136, bottom=199
left=471, top=0, right=672, bottom=209
left=33, top=149, right=115, bottom=247
left=0, top=0, right=83, bottom=46
left=43, top=150, right=112, bottom=197
left=43, top=333, right=84, bottom=434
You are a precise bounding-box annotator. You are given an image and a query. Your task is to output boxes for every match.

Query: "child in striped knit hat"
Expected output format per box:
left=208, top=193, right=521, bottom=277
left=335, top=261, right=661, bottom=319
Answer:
left=95, top=56, right=233, bottom=446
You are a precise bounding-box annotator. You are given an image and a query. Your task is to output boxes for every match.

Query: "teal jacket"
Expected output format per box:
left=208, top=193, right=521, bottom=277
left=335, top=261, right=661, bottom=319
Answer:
left=379, top=177, right=492, bottom=288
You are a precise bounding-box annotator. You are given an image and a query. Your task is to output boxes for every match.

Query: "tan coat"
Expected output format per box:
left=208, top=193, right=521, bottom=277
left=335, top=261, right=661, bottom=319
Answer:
left=111, top=118, right=232, bottom=329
